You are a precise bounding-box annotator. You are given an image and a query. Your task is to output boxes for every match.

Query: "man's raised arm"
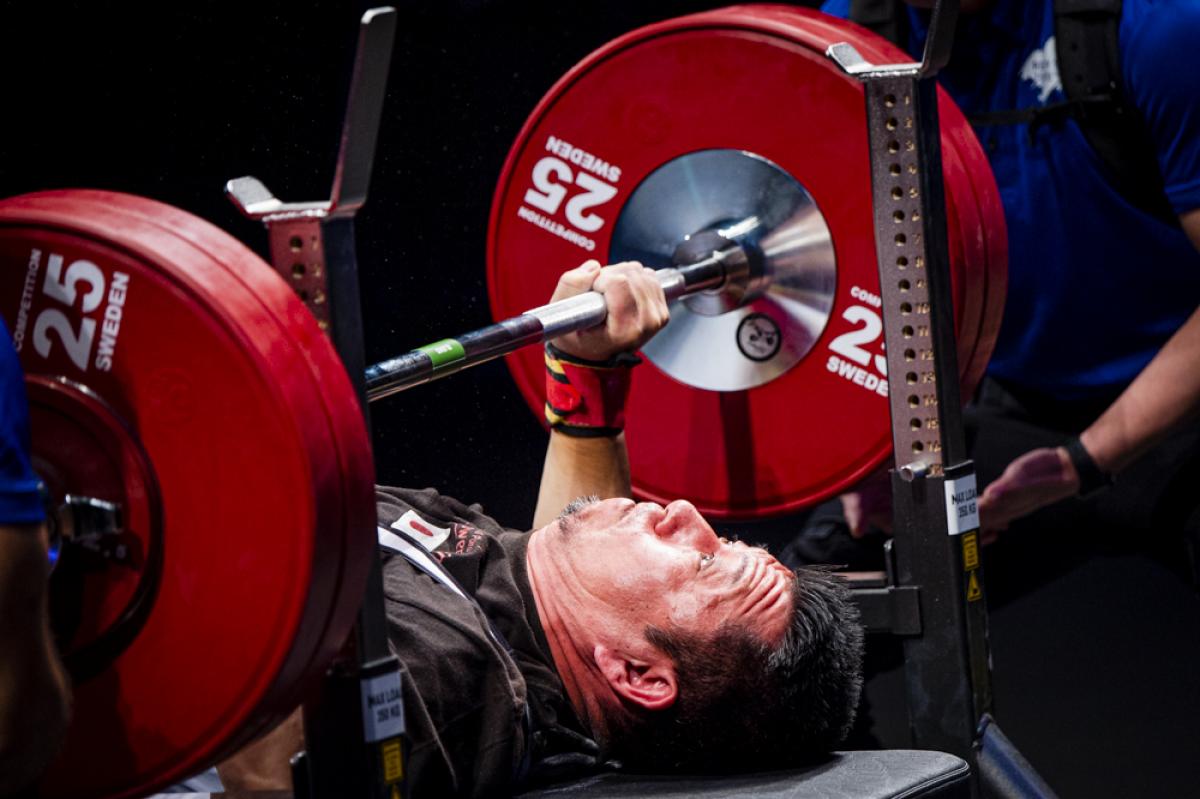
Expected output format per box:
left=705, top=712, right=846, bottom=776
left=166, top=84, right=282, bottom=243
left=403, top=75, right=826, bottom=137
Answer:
left=532, top=260, right=668, bottom=528
left=979, top=209, right=1200, bottom=531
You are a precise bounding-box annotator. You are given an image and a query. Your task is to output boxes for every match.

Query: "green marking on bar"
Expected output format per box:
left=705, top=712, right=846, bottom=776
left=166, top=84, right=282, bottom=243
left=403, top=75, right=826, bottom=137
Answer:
left=418, top=338, right=466, bottom=369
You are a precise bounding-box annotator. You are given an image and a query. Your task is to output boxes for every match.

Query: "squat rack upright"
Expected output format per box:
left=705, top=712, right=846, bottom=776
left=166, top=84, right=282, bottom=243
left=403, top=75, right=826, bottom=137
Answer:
left=828, top=1, right=1054, bottom=795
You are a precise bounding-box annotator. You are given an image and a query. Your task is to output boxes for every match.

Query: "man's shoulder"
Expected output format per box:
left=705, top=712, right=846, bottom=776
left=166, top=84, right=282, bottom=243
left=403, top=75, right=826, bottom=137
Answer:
left=820, top=0, right=851, bottom=18
left=1120, top=0, right=1200, bottom=76
left=1121, top=0, right=1200, bottom=41
left=375, top=484, right=526, bottom=579
left=1119, top=0, right=1200, bottom=213
left=376, top=485, right=509, bottom=534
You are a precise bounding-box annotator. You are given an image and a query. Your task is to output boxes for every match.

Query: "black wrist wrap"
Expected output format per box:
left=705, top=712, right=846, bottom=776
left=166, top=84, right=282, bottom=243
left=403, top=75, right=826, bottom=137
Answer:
left=1065, top=437, right=1112, bottom=497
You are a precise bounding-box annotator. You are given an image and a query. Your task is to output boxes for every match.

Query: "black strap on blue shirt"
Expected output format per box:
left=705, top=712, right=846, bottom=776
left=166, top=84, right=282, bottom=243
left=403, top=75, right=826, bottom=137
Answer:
left=1053, top=0, right=1175, bottom=224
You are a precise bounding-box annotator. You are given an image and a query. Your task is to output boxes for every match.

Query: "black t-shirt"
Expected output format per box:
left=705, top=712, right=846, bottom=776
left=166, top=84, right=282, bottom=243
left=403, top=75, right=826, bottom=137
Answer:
left=375, top=486, right=601, bottom=798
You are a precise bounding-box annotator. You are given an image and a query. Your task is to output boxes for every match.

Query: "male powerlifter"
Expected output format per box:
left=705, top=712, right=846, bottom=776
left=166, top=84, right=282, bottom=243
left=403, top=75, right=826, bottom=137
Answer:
left=219, top=261, right=865, bottom=798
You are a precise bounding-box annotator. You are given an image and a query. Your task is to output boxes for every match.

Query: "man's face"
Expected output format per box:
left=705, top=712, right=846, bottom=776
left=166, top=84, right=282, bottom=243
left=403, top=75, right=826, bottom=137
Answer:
left=552, top=498, right=794, bottom=644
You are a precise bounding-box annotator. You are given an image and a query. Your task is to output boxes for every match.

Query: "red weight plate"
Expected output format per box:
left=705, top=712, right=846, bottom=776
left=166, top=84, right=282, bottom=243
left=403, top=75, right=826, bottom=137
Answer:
left=487, top=6, right=1004, bottom=518
left=71, top=191, right=377, bottom=740
left=937, top=102, right=990, bottom=397
left=0, top=190, right=374, bottom=799
left=948, top=114, right=1009, bottom=389
left=31, top=374, right=161, bottom=670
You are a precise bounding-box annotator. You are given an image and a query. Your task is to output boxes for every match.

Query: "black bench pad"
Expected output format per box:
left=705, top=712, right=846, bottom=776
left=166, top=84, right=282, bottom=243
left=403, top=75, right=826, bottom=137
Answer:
left=518, top=750, right=970, bottom=799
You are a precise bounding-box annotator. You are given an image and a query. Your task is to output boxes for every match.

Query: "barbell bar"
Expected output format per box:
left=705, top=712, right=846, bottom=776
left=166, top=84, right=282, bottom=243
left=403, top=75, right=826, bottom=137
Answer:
left=363, top=233, right=749, bottom=402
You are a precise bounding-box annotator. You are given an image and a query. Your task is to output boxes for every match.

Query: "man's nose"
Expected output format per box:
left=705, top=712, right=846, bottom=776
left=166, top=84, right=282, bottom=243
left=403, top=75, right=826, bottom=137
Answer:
left=654, top=500, right=719, bottom=548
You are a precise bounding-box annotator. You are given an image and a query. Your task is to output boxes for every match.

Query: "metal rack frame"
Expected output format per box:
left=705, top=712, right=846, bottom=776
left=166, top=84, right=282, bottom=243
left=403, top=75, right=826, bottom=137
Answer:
left=227, top=8, right=409, bottom=799
left=828, top=2, right=1054, bottom=794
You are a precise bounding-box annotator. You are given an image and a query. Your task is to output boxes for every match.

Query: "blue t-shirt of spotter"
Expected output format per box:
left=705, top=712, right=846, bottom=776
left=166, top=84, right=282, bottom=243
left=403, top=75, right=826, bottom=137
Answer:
left=823, top=0, right=1200, bottom=400
left=0, top=316, right=45, bottom=524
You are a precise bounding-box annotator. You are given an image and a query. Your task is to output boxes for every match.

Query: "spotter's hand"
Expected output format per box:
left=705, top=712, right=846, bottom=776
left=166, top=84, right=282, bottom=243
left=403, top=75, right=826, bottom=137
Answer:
left=549, top=260, right=670, bottom=362
left=840, top=468, right=894, bottom=538
left=978, top=446, right=1079, bottom=543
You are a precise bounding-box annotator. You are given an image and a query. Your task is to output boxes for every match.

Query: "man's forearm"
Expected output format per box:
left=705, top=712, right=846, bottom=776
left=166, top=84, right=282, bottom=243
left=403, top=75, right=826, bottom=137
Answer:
left=531, top=261, right=666, bottom=528
left=0, top=525, right=71, bottom=795
left=533, top=432, right=631, bottom=528
left=218, top=708, right=304, bottom=791
left=1080, top=209, right=1200, bottom=475
left=1081, top=304, right=1200, bottom=475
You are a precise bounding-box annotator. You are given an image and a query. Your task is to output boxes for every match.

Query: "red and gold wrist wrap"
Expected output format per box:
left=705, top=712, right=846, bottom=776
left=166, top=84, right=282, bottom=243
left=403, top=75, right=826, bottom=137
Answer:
left=544, top=342, right=640, bottom=437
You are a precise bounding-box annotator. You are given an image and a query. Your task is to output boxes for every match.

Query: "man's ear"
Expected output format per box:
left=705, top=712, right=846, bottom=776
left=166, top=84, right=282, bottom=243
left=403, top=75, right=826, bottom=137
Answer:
left=593, top=644, right=677, bottom=711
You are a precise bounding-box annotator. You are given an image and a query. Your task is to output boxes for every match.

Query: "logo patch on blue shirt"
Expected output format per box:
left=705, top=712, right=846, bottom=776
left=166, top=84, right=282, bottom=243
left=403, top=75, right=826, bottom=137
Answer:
left=1020, top=36, right=1062, bottom=103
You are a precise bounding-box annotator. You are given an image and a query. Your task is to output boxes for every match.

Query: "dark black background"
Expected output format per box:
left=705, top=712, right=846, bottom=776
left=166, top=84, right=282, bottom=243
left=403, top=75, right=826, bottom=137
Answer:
left=0, top=0, right=764, bottom=529
left=4, top=3, right=1198, bottom=797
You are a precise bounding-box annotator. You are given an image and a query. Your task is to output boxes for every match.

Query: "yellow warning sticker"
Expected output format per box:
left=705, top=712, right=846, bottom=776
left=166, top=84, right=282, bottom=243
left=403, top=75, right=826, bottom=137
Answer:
left=382, top=739, right=404, bottom=782
left=966, top=570, right=982, bottom=602
left=962, top=532, right=979, bottom=571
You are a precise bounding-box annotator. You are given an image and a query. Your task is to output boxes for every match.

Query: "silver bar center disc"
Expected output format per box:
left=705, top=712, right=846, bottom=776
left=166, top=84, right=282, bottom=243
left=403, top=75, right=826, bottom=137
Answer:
left=610, top=149, right=836, bottom=392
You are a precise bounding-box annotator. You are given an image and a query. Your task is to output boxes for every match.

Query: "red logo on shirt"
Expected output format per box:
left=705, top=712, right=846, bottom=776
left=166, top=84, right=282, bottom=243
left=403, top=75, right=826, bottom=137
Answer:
left=409, top=519, right=437, bottom=537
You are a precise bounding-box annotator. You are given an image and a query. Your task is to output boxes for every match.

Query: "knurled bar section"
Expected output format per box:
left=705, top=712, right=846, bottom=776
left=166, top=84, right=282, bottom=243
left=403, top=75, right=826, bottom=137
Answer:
left=865, top=77, right=945, bottom=476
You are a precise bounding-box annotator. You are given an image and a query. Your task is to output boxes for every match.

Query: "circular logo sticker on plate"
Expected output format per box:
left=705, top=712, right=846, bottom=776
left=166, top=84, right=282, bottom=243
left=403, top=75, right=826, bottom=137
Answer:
left=736, top=313, right=782, bottom=361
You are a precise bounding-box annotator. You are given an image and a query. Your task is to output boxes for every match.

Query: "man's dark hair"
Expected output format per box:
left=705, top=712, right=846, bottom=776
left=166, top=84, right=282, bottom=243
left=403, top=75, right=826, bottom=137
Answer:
left=602, top=567, right=864, bottom=773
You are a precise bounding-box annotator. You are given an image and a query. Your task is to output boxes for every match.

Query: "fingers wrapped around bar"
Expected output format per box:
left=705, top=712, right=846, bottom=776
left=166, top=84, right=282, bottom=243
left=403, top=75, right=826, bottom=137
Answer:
left=549, top=261, right=670, bottom=363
